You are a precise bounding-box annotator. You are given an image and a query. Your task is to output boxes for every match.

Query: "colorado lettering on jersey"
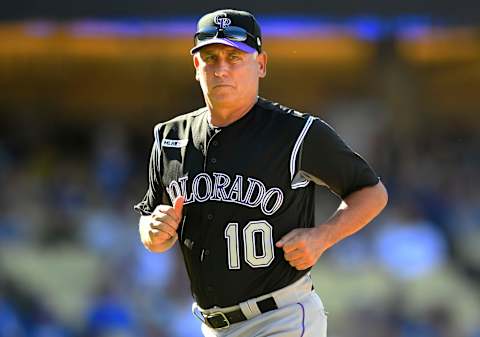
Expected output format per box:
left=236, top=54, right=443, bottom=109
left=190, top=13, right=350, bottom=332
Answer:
left=166, top=172, right=284, bottom=216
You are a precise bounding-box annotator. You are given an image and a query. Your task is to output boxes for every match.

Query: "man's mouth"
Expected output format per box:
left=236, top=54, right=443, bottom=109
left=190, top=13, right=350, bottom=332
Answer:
left=213, top=84, right=234, bottom=88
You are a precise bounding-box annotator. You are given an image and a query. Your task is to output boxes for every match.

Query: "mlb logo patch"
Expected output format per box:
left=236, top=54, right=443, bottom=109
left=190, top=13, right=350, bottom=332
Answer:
left=162, top=138, right=189, bottom=148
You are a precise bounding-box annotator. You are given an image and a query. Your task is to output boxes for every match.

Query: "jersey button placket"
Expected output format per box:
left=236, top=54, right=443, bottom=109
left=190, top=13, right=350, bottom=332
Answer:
left=202, top=132, right=220, bottom=301
left=204, top=130, right=220, bottom=171
left=200, top=214, right=214, bottom=262
left=211, top=140, right=219, bottom=164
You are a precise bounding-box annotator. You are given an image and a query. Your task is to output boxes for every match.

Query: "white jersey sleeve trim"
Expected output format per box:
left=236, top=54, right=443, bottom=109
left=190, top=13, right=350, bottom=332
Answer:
left=291, top=180, right=310, bottom=189
left=290, top=116, right=315, bottom=189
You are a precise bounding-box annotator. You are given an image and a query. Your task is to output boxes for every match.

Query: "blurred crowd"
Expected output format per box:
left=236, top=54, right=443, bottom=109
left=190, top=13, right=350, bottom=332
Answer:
left=0, top=95, right=479, bottom=337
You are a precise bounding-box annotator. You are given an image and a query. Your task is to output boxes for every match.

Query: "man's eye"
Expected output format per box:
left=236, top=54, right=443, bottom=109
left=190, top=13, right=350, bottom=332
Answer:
left=229, top=54, right=241, bottom=60
left=204, top=55, right=216, bottom=62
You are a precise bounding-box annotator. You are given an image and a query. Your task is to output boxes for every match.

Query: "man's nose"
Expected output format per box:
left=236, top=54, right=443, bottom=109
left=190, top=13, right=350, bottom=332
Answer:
left=213, top=59, right=229, bottom=77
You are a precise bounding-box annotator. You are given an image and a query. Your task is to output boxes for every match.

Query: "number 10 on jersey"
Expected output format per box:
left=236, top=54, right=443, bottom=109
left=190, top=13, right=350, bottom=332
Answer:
left=224, top=220, right=275, bottom=269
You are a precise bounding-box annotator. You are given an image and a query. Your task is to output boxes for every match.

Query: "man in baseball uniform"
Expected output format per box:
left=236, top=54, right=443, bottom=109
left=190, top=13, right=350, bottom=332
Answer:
left=134, top=9, right=388, bottom=337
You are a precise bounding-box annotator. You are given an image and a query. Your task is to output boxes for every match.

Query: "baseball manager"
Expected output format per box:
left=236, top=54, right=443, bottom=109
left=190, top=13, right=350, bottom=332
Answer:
left=135, top=8, right=388, bottom=337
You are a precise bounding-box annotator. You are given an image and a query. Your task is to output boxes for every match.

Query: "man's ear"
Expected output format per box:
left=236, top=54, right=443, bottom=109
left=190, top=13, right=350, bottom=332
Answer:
left=193, top=54, right=200, bottom=81
left=257, top=51, right=268, bottom=78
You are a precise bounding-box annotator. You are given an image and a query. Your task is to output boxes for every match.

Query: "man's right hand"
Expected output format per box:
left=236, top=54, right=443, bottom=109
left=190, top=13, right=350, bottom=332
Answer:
left=139, top=196, right=185, bottom=253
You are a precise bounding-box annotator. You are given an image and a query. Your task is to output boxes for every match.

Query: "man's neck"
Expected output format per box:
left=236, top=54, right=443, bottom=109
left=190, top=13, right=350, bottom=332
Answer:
left=206, top=96, right=258, bottom=127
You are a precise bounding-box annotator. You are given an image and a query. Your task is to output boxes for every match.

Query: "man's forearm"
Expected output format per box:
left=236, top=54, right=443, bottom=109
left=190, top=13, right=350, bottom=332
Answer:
left=315, top=181, right=388, bottom=250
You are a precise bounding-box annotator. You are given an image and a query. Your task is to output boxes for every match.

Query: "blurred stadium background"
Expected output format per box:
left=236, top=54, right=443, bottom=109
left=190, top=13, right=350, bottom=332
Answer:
left=1, top=1, right=479, bottom=337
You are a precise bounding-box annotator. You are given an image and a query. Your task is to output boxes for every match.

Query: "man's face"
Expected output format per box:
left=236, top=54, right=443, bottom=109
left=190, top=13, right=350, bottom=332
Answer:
left=193, top=44, right=267, bottom=106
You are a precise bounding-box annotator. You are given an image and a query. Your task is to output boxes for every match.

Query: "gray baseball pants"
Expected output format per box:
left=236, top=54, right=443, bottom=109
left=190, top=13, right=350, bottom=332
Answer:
left=193, top=273, right=328, bottom=337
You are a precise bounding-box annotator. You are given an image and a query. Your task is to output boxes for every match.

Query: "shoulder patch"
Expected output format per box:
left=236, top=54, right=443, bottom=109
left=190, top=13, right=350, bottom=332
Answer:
left=161, top=138, right=189, bottom=148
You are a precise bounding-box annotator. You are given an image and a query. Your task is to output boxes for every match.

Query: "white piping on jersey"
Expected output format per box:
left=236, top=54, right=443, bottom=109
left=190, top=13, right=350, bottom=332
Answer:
left=291, top=180, right=310, bottom=189
left=290, top=116, right=315, bottom=189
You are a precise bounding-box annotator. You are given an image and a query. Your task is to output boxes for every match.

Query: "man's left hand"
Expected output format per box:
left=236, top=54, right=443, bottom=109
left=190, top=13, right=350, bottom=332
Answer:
left=275, top=227, right=331, bottom=270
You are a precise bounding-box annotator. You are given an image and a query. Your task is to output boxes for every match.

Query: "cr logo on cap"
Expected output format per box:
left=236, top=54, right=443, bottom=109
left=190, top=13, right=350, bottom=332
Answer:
left=214, top=13, right=232, bottom=29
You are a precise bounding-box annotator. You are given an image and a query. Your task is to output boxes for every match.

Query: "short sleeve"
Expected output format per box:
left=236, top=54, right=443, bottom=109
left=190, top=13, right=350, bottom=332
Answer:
left=298, top=118, right=379, bottom=198
left=133, top=137, right=165, bottom=216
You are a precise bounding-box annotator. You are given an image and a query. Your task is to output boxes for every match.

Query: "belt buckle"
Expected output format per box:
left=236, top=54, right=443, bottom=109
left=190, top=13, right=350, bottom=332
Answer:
left=205, top=311, right=230, bottom=329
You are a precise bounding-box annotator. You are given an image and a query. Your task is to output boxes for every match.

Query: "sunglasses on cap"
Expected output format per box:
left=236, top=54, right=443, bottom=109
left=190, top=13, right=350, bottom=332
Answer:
left=194, top=26, right=257, bottom=43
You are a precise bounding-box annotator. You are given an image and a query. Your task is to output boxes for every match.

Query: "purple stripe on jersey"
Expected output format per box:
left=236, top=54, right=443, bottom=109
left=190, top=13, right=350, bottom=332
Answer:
left=297, top=302, right=306, bottom=337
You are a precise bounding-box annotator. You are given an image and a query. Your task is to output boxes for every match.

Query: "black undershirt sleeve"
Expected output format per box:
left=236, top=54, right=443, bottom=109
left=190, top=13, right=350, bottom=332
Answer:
left=134, top=140, right=165, bottom=216
left=299, top=118, right=379, bottom=199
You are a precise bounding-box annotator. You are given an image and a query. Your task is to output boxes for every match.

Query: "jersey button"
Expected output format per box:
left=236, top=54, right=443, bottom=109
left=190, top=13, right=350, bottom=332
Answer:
left=207, top=214, right=214, bottom=221
left=210, top=157, right=217, bottom=164
left=204, top=250, right=210, bottom=256
left=212, top=140, right=219, bottom=147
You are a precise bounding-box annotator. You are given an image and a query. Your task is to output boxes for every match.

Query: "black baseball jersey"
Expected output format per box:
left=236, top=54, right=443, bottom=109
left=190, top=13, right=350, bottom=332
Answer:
left=134, top=97, right=379, bottom=308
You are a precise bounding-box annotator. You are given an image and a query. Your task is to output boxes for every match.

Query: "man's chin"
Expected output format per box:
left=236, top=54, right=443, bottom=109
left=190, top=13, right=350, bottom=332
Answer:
left=208, top=92, right=238, bottom=104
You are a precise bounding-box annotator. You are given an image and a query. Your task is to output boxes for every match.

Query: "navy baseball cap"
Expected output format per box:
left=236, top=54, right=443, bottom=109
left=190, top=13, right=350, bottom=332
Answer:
left=190, top=9, right=262, bottom=55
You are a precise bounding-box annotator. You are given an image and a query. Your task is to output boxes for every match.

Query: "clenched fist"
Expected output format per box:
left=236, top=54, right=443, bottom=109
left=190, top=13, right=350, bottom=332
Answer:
left=276, top=226, right=331, bottom=270
left=139, top=196, right=184, bottom=253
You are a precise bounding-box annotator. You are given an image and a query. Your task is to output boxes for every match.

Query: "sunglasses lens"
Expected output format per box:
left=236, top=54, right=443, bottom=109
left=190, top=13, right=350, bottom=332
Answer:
left=195, top=26, right=249, bottom=42
left=223, top=26, right=248, bottom=41
left=196, top=26, right=219, bottom=41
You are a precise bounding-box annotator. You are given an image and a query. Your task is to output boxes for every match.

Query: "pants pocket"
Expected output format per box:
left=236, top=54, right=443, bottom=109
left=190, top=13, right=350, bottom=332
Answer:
left=310, top=291, right=328, bottom=318
left=304, top=292, right=328, bottom=337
